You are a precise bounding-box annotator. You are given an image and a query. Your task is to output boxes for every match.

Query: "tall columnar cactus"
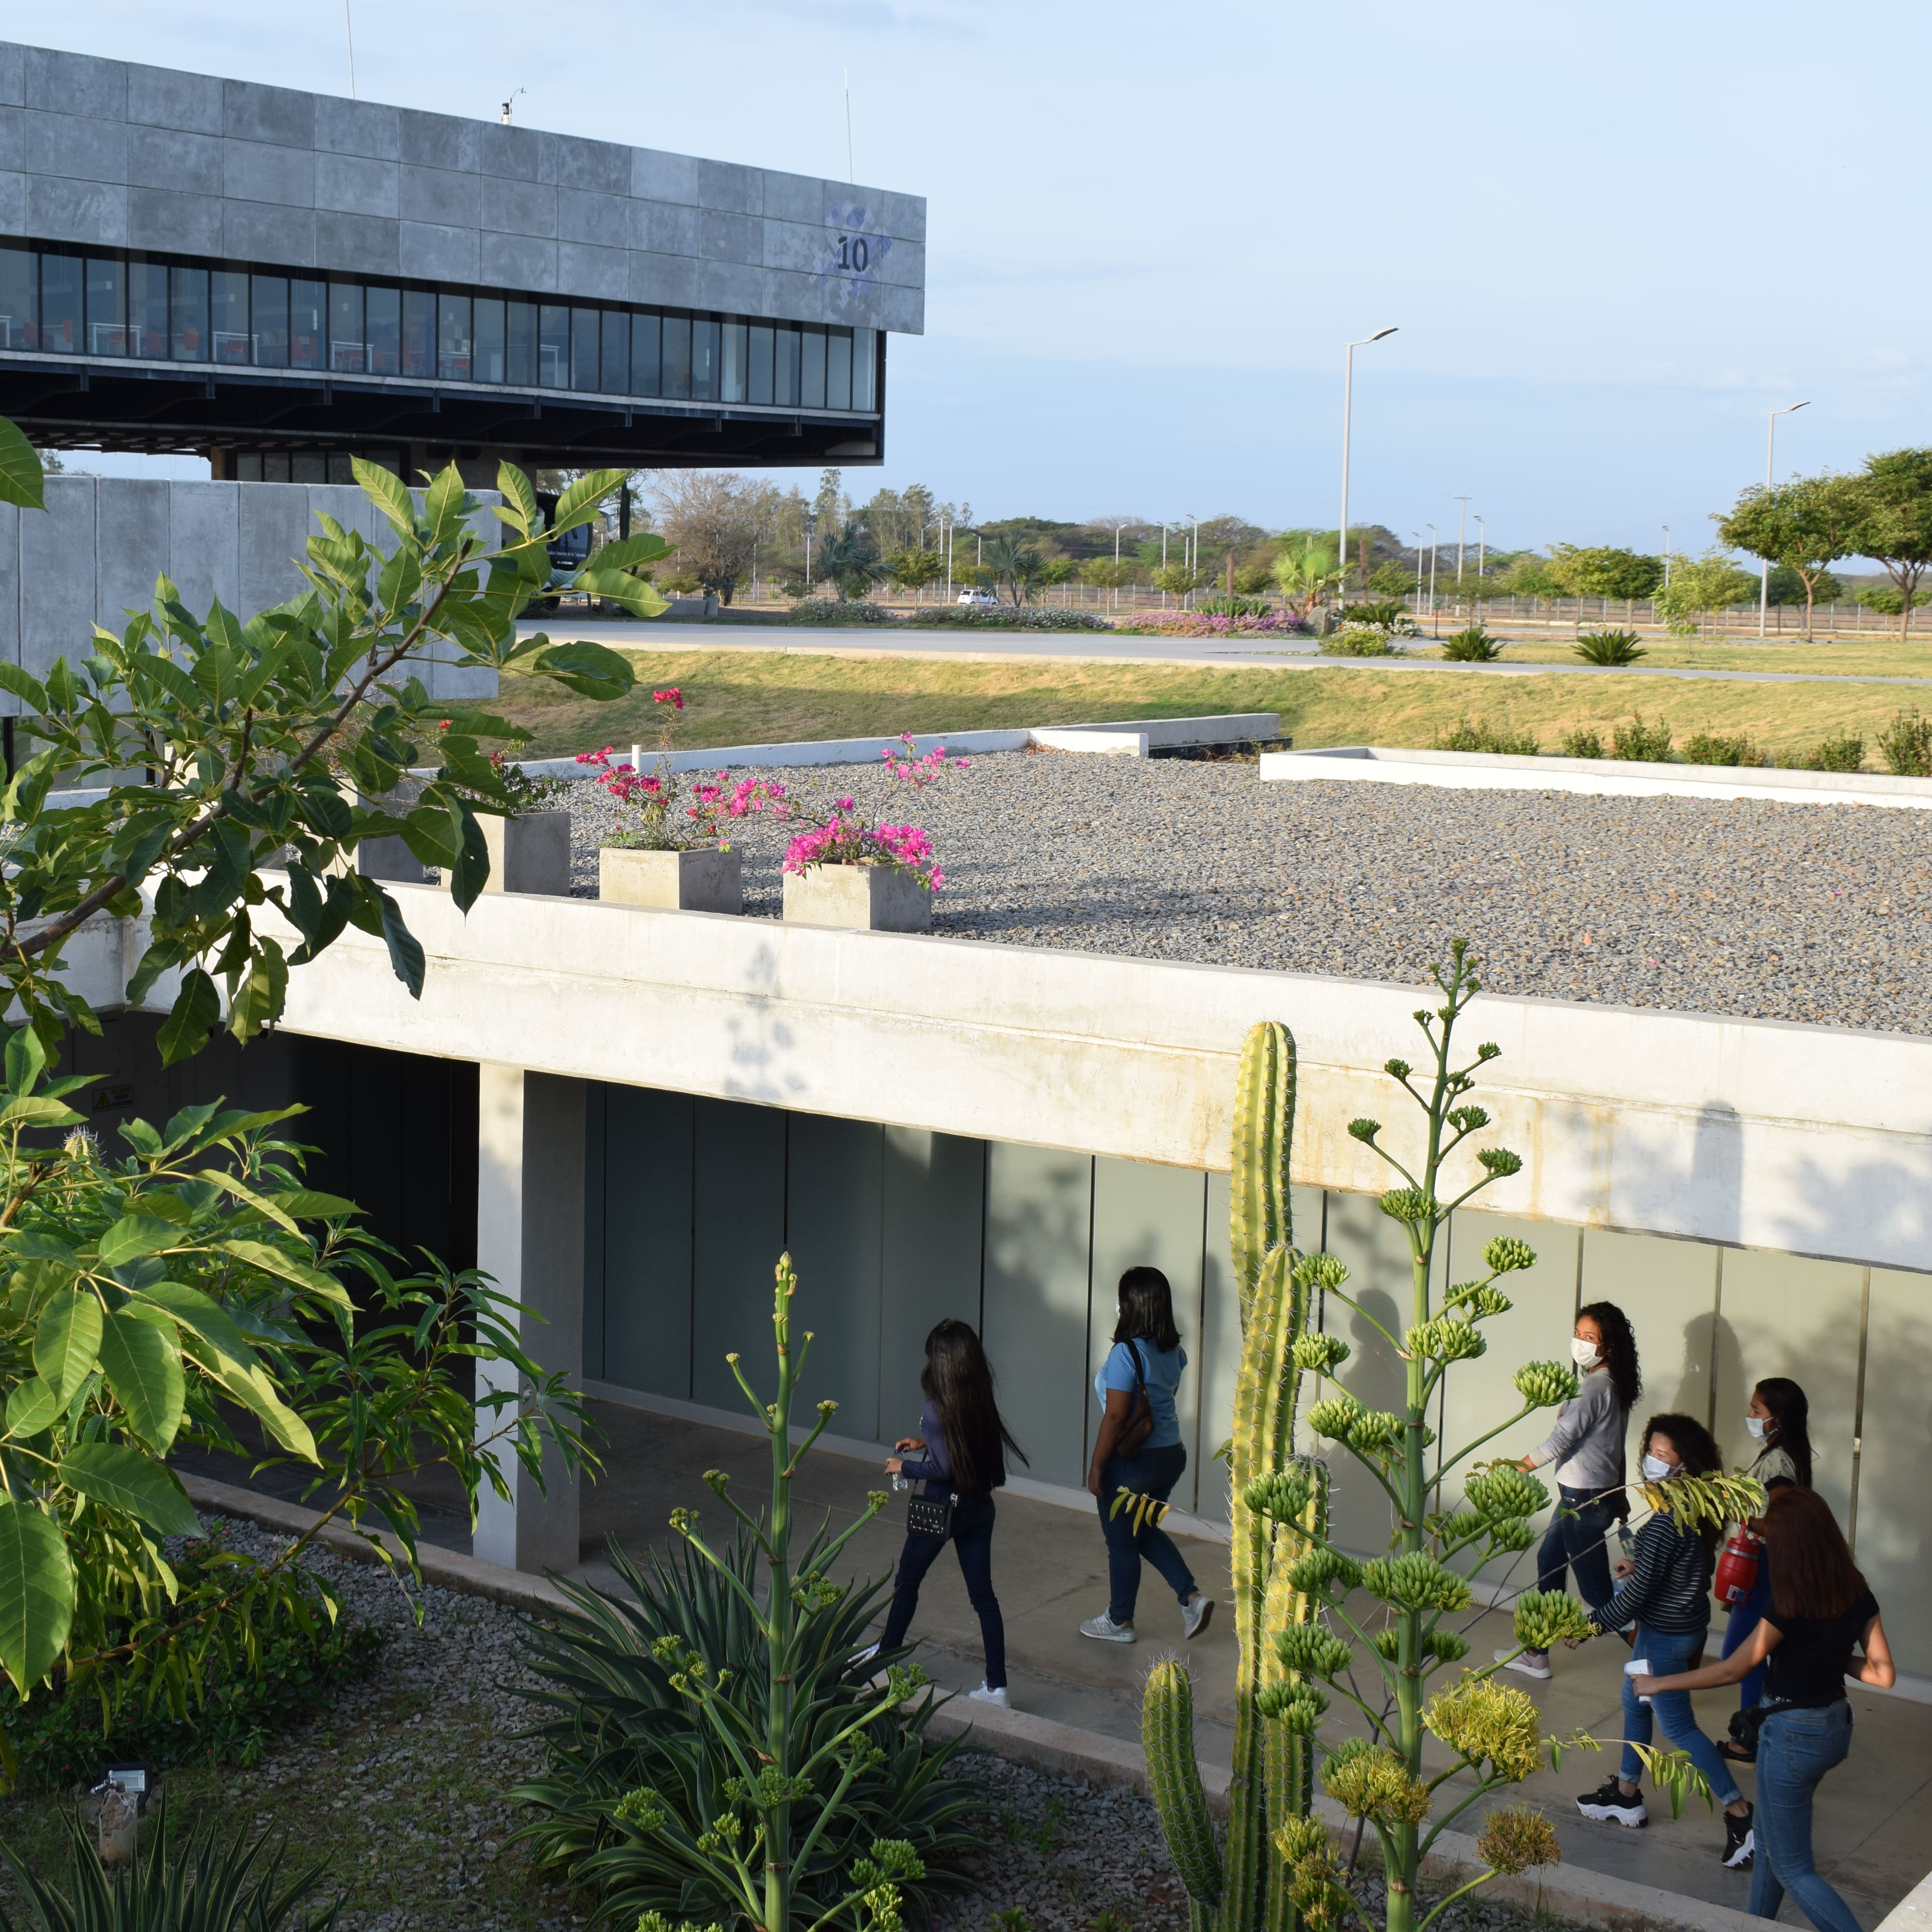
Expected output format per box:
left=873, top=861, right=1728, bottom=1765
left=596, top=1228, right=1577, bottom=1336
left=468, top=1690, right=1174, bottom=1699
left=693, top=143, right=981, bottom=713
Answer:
left=1144, top=1022, right=1326, bottom=1932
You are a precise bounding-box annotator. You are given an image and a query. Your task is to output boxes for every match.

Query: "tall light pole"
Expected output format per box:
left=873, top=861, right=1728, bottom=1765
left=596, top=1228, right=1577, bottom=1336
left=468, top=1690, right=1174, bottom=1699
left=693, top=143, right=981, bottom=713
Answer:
left=1454, top=495, right=1471, bottom=584
left=1340, top=327, right=1398, bottom=594
left=1411, top=530, right=1424, bottom=617
left=1474, top=513, right=1486, bottom=581
left=1112, top=520, right=1129, bottom=613
left=1758, top=400, right=1810, bottom=636
left=1426, top=522, right=1437, bottom=636
left=1662, top=526, right=1671, bottom=589
left=1187, top=513, right=1198, bottom=608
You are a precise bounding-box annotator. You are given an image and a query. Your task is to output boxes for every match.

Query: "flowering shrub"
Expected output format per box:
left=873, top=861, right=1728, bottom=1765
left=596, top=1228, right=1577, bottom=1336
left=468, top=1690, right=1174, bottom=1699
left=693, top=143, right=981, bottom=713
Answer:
left=782, top=737, right=967, bottom=893
left=1116, top=611, right=1309, bottom=639
left=906, top=606, right=1108, bottom=631
left=788, top=598, right=896, bottom=625
left=783, top=805, right=944, bottom=890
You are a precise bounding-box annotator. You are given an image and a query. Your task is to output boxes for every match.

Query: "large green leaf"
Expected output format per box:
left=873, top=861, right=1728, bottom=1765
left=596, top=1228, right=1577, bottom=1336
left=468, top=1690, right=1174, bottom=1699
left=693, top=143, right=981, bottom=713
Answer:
left=4, top=1377, right=59, bottom=1439
left=96, top=1213, right=183, bottom=1270
left=0, top=1500, right=72, bottom=1695
left=215, top=1240, right=354, bottom=1312
left=529, top=639, right=636, bottom=700
left=185, top=1341, right=318, bottom=1463
left=132, top=1279, right=262, bottom=1371
left=97, top=1308, right=186, bottom=1453
left=0, top=1094, right=85, bottom=1130
left=0, top=416, right=44, bottom=512
left=156, top=966, right=222, bottom=1066
left=33, top=1290, right=103, bottom=1406
left=59, top=1442, right=201, bottom=1536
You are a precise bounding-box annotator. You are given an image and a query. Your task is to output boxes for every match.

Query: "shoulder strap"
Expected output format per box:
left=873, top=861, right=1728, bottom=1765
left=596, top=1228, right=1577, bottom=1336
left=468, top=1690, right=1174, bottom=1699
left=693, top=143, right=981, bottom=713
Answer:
left=1129, top=1338, right=1149, bottom=1393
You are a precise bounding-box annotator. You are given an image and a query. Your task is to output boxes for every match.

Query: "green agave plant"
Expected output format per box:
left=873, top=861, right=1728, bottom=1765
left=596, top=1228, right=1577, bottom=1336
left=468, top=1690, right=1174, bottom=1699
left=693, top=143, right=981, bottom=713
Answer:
left=511, top=1528, right=983, bottom=1927
left=1573, top=628, right=1647, bottom=665
left=0, top=1806, right=338, bottom=1932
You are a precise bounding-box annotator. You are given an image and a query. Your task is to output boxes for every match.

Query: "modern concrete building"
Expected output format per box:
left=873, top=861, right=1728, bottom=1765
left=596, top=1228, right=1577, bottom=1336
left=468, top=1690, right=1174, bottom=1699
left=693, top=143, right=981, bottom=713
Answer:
left=60, top=860, right=1932, bottom=1696
left=0, top=41, right=922, bottom=475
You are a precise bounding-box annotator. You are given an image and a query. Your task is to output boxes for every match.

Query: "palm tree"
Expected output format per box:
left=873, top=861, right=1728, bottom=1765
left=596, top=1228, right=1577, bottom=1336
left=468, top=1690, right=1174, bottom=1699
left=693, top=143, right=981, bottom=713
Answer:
left=813, top=523, right=885, bottom=600
left=983, top=534, right=1047, bottom=606
left=1273, top=541, right=1345, bottom=619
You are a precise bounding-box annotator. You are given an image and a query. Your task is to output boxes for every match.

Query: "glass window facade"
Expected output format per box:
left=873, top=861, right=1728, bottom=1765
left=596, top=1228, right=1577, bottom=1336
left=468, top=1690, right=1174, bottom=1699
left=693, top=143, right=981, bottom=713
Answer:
left=0, top=237, right=882, bottom=412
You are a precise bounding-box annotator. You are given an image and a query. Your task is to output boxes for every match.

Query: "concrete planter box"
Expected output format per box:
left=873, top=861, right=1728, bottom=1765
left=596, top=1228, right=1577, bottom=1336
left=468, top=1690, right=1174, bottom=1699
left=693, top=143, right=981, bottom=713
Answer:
left=782, top=862, right=933, bottom=933
left=599, top=845, right=743, bottom=913
left=482, top=812, right=572, bottom=895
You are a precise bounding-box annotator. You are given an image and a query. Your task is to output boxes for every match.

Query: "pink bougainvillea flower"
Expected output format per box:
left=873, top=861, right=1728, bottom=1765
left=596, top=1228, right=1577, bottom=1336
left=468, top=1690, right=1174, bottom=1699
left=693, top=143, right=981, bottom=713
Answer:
left=653, top=687, right=685, bottom=710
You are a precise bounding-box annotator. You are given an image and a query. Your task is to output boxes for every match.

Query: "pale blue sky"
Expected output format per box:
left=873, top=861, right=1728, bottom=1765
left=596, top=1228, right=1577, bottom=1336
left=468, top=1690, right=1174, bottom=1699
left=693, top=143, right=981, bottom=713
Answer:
left=28, top=1, right=1927, bottom=553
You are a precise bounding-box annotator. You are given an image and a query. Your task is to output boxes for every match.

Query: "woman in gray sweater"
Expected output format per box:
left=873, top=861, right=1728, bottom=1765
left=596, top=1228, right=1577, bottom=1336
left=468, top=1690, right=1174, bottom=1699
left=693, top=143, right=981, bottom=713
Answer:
left=1499, top=1300, right=1640, bottom=1682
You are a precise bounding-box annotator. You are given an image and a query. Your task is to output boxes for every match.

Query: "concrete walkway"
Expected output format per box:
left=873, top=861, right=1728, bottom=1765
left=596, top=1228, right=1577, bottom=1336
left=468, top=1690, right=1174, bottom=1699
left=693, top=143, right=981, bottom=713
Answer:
left=181, top=1399, right=1932, bottom=1925
left=521, top=618, right=1932, bottom=687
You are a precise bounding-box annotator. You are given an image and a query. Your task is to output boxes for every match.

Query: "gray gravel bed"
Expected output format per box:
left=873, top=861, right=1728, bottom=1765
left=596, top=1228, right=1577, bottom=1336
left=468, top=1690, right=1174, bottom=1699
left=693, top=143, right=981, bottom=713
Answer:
left=563, top=750, right=1932, bottom=1036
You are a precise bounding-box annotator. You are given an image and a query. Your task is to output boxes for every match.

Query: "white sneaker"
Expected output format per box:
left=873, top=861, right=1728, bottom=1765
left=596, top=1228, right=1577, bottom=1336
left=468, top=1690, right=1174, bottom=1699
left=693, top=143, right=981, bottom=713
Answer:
left=1080, top=1612, right=1136, bottom=1644
left=1495, top=1646, right=1551, bottom=1680
left=1181, top=1594, right=1215, bottom=1640
left=969, top=1683, right=1011, bottom=1709
left=852, top=1642, right=880, bottom=1666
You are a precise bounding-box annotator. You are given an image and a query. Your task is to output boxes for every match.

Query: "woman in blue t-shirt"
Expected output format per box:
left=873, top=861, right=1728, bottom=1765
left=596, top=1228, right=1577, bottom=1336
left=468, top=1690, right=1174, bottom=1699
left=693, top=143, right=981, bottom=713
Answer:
left=1080, top=1266, right=1214, bottom=1645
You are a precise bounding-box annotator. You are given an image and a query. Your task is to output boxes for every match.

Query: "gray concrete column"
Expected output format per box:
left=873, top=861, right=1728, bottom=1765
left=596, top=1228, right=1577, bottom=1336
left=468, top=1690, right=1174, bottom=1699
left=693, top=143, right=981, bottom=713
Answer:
left=473, top=1064, right=585, bottom=1573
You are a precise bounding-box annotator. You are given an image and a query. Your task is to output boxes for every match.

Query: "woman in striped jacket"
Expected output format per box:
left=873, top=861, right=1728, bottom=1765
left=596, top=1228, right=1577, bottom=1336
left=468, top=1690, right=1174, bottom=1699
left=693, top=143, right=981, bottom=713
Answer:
left=1571, top=1413, right=1758, bottom=1873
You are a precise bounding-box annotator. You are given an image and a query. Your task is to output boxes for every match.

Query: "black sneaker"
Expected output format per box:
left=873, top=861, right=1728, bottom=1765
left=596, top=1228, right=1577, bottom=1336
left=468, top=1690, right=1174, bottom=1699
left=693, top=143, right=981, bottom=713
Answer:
left=1722, top=1805, right=1755, bottom=1869
left=1576, top=1778, right=1648, bottom=1827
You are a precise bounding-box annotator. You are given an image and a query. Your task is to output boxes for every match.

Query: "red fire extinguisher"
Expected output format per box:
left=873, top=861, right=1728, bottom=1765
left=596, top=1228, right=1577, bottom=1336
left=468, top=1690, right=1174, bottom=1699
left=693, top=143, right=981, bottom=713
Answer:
left=1715, top=1526, right=1763, bottom=1605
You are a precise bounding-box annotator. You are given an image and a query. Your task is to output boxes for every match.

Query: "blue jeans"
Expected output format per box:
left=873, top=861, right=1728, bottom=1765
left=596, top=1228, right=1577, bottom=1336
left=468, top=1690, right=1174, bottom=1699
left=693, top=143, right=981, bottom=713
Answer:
left=1749, top=1702, right=1861, bottom=1932
left=879, top=1491, right=1007, bottom=1690
left=1535, top=1484, right=1618, bottom=1622
left=1098, top=1441, right=1195, bottom=1624
left=1619, top=1621, right=1741, bottom=1805
left=1721, top=1555, right=1774, bottom=1712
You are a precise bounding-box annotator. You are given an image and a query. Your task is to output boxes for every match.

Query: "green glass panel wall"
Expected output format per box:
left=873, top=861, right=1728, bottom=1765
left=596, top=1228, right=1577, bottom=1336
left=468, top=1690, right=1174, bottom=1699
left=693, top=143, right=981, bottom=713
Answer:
left=592, top=1085, right=696, bottom=1398
left=691, top=1097, right=787, bottom=1409
left=784, top=1115, right=885, bottom=1441
left=1712, top=1250, right=1865, bottom=1522
left=880, top=1129, right=986, bottom=1448
left=983, top=1142, right=1093, bottom=1489
left=1856, top=1268, right=1932, bottom=1673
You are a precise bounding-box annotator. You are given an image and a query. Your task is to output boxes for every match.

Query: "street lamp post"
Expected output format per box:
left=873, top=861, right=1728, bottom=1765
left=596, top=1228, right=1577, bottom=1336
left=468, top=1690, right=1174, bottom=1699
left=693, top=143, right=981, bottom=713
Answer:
left=1411, top=531, right=1424, bottom=617
left=1112, top=520, right=1129, bottom=613
left=1454, top=495, right=1471, bottom=586
left=1340, top=327, right=1398, bottom=594
left=1662, top=526, right=1671, bottom=590
left=1187, top=513, right=1198, bottom=609
left=1475, top=514, right=1485, bottom=581
left=1758, top=400, right=1811, bottom=637
left=1426, top=523, right=1437, bottom=636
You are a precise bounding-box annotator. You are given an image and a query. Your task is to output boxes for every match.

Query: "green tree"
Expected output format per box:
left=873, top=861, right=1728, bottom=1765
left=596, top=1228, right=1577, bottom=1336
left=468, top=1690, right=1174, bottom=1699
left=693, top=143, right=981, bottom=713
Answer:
left=1848, top=448, right=1932, bottom=636
left=652, top=470, right=776, bottom=605
left=1548, top=545, right=1664, bottom=602
left=813, top=523, right=885, bottom=600
left=1367, top=561, right=1417, bottom=598
left=0, top=423, right=638, bottom=1699
left=1717, top=474, right=1864, bottom=638
left=884, top=548, right=944, bottom=603
left=1082, top=558, right=1136, bottom=593
left=1273, top=542, right=1343, bottom=618
left=982, top=534, right=1047, bottom=605
left=1654, top=549, right=1756, bottom=634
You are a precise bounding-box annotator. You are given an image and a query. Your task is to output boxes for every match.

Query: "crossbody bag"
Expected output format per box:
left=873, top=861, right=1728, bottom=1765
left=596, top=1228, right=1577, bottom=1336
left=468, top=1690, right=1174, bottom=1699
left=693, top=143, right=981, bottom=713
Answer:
left=1114, top=1340, right=1156, bottom=1461
left=906, top=1489, right=956, bottom=1538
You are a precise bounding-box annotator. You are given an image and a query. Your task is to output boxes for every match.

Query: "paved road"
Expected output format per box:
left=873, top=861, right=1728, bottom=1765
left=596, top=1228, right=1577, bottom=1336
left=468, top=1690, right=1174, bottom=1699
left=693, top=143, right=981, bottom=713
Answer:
left=520, top=619, right=1932, bottom=687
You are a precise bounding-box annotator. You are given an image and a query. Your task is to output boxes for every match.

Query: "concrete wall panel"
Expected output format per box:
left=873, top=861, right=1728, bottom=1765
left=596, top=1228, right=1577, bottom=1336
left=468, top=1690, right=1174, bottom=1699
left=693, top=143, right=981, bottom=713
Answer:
left=237, top=483, right=313, bottom=618
left=128, top=125, right=221, bottom=196
left=0, top=45, right=25, bottom=109
left=94, top=479, right=170, bottom=630
left=983, top=1142, right=1092, bottom=1491
left=1091, top=1155, right=1208, bottom=1507
left=127, top=62, right=222, bottom=136
left=20, top=475, right=96, bottom=680
left=1712, top=1250, right=1865, bottom=1522
left=690, top=1096, right=786, bottom=1412
left=128, top=185, right=221, bottom=255
left=314, top=96, right=398, bottom=162
left=1853, top=1268, right=1932, bottom=1676
left=166, top=482, right=240, bottom=617
left=597, top=1084, right=695, bottom=1399
left=316, top=151, right=398, bottom=218
left=879, top=1127, right=984, bottom=1448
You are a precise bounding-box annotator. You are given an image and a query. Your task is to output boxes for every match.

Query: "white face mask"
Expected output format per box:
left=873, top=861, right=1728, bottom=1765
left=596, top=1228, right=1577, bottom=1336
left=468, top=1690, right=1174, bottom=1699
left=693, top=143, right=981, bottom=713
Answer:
left=1746, top=1417, right=1768, bottom=1441
left=1641, top=1452, right=1676, bottom=1483
left=1571, top=1337, right=1602, bottom=1370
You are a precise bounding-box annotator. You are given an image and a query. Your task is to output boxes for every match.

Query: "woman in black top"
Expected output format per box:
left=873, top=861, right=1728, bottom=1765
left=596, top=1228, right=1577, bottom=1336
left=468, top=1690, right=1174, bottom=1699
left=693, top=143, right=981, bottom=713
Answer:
left=1637, top=1487, right=1895, bottom=1931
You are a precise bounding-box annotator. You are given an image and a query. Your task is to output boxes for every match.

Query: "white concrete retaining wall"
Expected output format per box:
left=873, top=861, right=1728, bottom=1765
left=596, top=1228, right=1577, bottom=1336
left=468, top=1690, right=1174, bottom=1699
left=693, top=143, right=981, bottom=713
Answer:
left=520, top=711, right=1280, bottom=778
left=2, top=478, right=499, bottom=712
left=1262, top=744, right=1932, bottom=810
left=221, top=879, right=1932, bottom=1275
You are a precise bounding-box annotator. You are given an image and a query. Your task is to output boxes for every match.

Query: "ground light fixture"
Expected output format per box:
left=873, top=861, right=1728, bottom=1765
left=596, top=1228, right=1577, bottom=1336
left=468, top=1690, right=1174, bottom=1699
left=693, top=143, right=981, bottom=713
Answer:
left=1339, top=327, right=1398, bottom=591
left=1759, top=400, right=1811, bottom=636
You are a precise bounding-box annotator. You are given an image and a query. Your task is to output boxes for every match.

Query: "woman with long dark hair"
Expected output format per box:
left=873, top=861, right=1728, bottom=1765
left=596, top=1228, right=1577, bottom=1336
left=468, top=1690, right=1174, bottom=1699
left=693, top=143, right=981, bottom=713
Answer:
left=1572, top=1413, right=1757, bottom=1872
left=1079, top=1266, right=1213, bottom=1645
left=1718, top=1376, right=1815, bottom=1762
left=1638, top=1486, right=1892, bottom=1932
left=1500, top=1299, right=1641, bottom=1682
left=876, top=1319, right=1027, bottom=1707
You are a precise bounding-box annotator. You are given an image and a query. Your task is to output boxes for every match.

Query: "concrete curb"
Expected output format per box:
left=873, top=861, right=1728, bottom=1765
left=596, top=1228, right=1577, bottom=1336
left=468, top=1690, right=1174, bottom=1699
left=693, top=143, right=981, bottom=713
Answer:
left=178, top=1474, right=573, bottom=1618
left=185, top=1474, right=1757, bottom=1932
